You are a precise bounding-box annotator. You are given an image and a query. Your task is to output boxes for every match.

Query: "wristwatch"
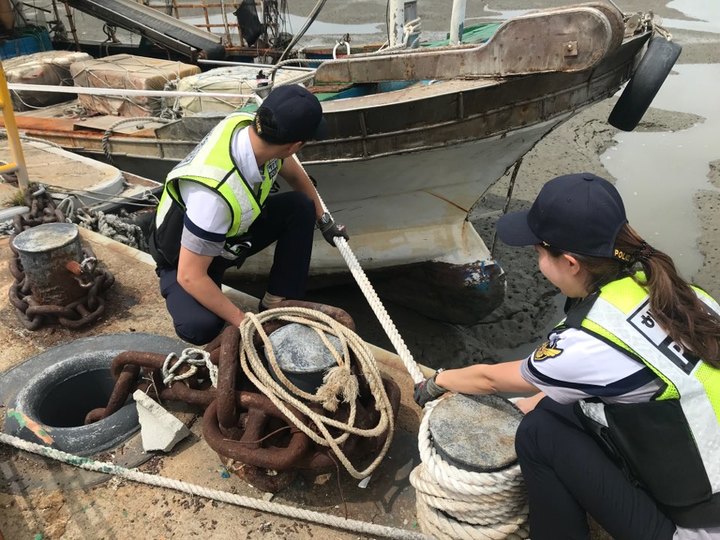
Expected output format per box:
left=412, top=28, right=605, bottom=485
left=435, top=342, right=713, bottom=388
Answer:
left=317, top=212, right=332, bottom=228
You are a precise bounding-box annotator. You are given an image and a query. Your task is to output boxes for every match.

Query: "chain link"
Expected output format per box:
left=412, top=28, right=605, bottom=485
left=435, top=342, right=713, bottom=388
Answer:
left=161, top=348, right=214, bottom=387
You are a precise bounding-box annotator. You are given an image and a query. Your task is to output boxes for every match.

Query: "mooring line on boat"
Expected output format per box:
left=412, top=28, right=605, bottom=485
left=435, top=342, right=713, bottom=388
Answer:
left=101, top=116, right=173, bottom=163
left=0, top=128, right=63, bottom=150
left=6, top=82, right=264, bottom=102
left=0, top=432, right=431, bottom=540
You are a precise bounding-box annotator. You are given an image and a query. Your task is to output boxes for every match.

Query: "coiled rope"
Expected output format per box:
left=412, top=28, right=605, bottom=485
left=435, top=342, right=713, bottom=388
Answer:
left=312, top=183, right=530, bottom=537
left=238, top=307, right=395, bottom=479
left=86, top=210, right=148, bottom=251
left=410, top=399, right=530, bottom=540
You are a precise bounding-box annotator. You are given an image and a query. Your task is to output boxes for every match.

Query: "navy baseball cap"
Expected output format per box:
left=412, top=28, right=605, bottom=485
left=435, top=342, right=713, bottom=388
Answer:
left=254, top=84, right=328, bottom=144
left=496, top=173, right=628, bottom=258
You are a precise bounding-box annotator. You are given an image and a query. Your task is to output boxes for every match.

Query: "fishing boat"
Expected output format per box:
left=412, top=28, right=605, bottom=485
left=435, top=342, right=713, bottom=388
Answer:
left=0, top=0, right=680, bottom=324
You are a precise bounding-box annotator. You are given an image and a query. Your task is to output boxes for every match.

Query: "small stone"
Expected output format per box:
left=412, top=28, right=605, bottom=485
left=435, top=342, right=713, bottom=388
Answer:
left=133, top=390, right=190, bottom=452
left=314, top=473, right=332, bottom=485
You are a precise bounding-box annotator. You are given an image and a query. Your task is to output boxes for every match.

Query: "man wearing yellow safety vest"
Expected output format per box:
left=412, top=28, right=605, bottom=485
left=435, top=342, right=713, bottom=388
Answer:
left=148, top=84, right=347, bottom=345
left=414, top=173, right=720, bottom=539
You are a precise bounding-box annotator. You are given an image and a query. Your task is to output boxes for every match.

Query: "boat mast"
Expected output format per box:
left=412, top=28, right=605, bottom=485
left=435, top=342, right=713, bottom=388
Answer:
left=52, top=0, right=80, bottom=51
left=387, top=0, right=405, bottom=47
left=449, top=0, right=466, bottom=45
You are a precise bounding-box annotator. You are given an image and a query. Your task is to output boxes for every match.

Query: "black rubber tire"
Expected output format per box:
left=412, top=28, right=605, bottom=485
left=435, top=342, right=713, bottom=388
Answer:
left=608, top=36, right=682, bottom=131
left=2, top=333, right=186, bottom=457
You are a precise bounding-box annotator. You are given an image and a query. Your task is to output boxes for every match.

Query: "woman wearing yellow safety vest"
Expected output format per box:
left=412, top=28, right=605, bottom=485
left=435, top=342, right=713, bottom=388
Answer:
left=148, top=85, right=347, bottom=345
left=414, top=173, right=720, bottom=539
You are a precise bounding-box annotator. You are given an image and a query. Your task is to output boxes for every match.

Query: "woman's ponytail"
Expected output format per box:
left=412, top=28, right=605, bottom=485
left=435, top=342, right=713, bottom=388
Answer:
left=617, top=226, right=720, bottom=367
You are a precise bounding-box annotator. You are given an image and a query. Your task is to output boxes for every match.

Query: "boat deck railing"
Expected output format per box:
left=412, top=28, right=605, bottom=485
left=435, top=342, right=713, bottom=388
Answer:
left=139, top=1, right=242, bottom=46
left=135, top=0, right=267, bottom=53
left=0, top=62, right=29, bottom=190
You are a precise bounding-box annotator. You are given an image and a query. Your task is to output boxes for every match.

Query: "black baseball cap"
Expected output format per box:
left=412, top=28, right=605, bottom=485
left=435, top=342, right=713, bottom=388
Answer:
left=496, top=173, right=628, bottom=258
left=254, top=84, right=328, bottom=144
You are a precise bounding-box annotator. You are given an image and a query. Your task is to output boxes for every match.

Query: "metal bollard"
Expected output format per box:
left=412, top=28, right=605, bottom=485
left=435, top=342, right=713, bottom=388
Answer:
left=12, top=222, right=86, bottom=305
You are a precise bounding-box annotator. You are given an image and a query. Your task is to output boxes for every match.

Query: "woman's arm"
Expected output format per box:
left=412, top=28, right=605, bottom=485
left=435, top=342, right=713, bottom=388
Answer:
left=435, top=360, right=539, bottom=395
left=177, top=247, right=244, bottom=326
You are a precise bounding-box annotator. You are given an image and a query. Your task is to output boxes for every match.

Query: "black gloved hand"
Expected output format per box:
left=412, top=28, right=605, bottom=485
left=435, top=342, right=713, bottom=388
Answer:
left=317, top=212, right=349, bottom=247
left=413, top=373, right=447, bottom=408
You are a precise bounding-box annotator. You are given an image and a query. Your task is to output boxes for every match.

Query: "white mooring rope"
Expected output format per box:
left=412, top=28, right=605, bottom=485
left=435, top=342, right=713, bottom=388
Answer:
left=312, top=188, right=424, bottom=385
left=410, top=399, right=530, bottom=539
left=0, top=432, right=429, bottom=540
left=313, top=188, right=530, bottom=538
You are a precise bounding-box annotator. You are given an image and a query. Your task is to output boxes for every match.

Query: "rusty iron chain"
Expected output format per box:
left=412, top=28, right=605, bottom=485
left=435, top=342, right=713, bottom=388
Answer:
left=85, top=309, right=402, bottom=487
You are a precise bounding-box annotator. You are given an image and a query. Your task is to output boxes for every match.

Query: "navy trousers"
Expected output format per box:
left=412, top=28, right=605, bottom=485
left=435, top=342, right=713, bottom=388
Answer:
left=158, top=191, right=316, bottom=345
left=515, top=397, right=676, bottom=540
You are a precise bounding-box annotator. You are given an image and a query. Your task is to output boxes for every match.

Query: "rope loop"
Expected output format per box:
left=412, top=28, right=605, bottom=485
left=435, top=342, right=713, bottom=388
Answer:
left=237, top=306, right=395, bottom=479
left=410, top=399, right=529, bottom=539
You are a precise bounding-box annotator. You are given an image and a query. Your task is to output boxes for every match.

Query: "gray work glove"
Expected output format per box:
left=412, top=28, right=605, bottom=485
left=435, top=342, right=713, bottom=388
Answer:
left=317, top=212, right=349, bottom=247
left=414, top=372, right=447, bottom=407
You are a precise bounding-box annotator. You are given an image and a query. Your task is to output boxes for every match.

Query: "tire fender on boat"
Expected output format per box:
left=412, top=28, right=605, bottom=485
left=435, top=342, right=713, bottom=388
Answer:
left=608, top=36, right=682, bottom=131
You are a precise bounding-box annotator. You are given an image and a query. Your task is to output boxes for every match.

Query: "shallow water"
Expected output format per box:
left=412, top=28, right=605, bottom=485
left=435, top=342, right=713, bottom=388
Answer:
left=468, top=6, right=530, bottom=22
left=601, top=64, right=720, bottom=281
left=665, top=0, right=720, bottom=34
left=474, top=2, right=720, bottom=34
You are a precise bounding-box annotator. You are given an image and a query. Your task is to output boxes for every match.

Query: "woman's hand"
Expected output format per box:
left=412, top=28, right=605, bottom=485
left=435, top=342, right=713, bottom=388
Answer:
left=514, top=392, right=546, bottom=414
left=413, top=373, right=447, bottom=407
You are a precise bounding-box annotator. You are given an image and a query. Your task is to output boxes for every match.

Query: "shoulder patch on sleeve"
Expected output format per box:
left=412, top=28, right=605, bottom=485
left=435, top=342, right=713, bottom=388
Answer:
left=533, top=335, right=564, bottom=362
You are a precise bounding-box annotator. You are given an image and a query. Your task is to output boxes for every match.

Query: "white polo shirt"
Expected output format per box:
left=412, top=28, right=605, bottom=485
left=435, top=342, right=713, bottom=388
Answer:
left=521, top=326, right=663, bottom=404
left=521, top=327, right=720, bottom=539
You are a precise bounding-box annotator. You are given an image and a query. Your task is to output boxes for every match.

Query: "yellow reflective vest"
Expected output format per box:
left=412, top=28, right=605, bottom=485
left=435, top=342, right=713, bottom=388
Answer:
left=566, top=274, right=720, bottom=527
left=150, top=113, right=281, bottom=267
